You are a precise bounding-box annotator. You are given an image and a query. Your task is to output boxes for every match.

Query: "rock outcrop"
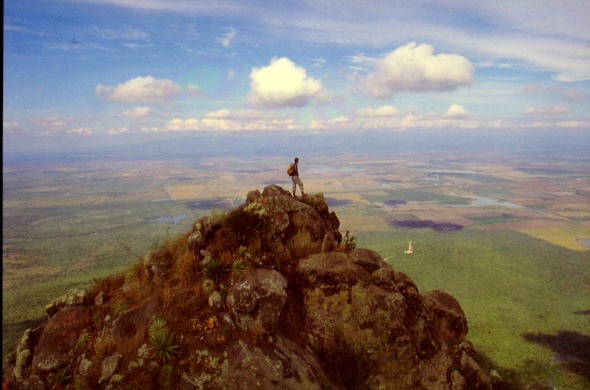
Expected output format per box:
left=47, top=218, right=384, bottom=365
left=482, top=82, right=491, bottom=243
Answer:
left=3, top=185, right=497, bottom=390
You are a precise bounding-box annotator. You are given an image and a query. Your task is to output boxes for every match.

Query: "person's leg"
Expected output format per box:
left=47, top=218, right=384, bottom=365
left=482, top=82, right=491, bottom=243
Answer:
left=292, top=176, right=297, bottom=195
left=294, top=176, right=304, bottom=195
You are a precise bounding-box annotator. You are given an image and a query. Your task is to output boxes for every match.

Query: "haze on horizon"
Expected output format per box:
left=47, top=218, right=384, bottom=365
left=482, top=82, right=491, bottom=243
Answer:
left=3, top=0, right=590, bottom=156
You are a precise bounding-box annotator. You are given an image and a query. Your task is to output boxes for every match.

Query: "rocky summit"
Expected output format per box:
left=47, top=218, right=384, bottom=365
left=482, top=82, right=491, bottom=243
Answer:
left=3, top=185, right=498, bottom=390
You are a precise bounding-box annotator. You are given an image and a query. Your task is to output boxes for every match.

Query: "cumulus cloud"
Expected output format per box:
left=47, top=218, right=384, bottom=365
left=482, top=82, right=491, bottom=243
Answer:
left=523, top=104, right=569, bottom=116
left=121, top=106, right=152, bottom=118
left=95, top=76, right=183, bottom=104
left=247, top=57, right=328, bottom=108
left=362, top=42, right=474, bottom=99
left=218, top=28, right=236, bottom=47
left=445, top=104, right=469, bottom=118
left=356, top=105, right=400, bottom=117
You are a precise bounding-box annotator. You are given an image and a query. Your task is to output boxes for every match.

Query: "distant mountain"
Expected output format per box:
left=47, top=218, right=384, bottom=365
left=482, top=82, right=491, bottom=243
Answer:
left=4, top=185, right=498, bottom=389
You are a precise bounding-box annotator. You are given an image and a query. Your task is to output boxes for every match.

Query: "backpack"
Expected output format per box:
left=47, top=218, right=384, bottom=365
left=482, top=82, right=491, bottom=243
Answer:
left=287, top=163, right=295, bottom=176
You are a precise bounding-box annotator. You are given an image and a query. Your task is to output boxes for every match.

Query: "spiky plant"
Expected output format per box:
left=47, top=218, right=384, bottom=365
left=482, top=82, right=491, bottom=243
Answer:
left=112, top=297, right=130, bottom=315
left=75, top=331, right=91, bottom=352
left=159, top=363, right=175, bottom=388
left=148, top=317, right=169, bottom=341
left=201, top=279, right=215, bottom=295
left=204, top=258, right=230, bottom=281
left=51, top=367, right=71, bottom=385
left=231, top=258, right=247, bottom=277
left=150, top=332, right=178, bottom=363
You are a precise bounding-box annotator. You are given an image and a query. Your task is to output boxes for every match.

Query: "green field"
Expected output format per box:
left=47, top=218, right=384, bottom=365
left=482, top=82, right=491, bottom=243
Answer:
left=357, top=228, right=590, bottom=389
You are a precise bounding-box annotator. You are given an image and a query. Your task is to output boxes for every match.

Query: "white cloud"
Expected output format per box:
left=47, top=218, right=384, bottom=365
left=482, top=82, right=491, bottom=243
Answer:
left=92, top=26, right=150, bottom=41
left=356, top=105, right=400, bottom=118
left=445, top=104, right=469, bottom=118
left=28, top=116, right=68, bottom=136
left=347, top=53, right=379, bottom=64
left=218, top=28, right=236, bottom=47
left=165, top=117, right=296, bottom=132
left=523, top=104, right=569, bottom=116
left=362, top=42, right=474, bottom=99
left=203, top=109, right=270, bottom=120
left=121, top=106, right=152, bottom=118
left=108, top=126, right=130, bottom=135
left=555, top=120, right=590, bottom=128
left=67, top=127, right=93, bottom=135
left=122, top=43, right=153, bottom=49
left=96, top=76, right=183, bottom=104
left=247, top=57, right=328, bottom=108
left=186, top=84, right=200, bottom=96
left=3, top=120, right=20, bottom=132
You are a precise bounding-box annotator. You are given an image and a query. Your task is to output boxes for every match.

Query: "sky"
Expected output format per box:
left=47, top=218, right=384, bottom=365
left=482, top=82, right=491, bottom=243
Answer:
left=3, top=0, right=590, bottom=155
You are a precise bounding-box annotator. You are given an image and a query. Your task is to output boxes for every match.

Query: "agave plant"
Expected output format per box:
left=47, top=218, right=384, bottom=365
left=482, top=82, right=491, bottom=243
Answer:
left=75, top=331, right=91, bottom=351
left=112, top=298, right=130, bottom=315
left=150, top=332, right=178, bottom=363
left=231, top=258, right=247, bottom=278
left=201, top=279, right=215, bottom=295
left=204, top=258, right=230, bottom=281
left=159, top=363, right=174, bottom=388
left=148, top=317, right=169, bottom=341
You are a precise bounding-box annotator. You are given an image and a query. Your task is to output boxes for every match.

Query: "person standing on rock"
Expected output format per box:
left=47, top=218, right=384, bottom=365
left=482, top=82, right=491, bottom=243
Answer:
left=290, top=157, right=305, bottom=197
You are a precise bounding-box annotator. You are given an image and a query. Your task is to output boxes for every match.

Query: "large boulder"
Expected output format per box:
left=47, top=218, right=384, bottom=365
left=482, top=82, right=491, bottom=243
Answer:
left=226, top=269, right=288, bottom=335
left=423, top=289, right=468, bottom=346
left=144, top=247, right=174, bottom=285
left=291, top=248, right=490, bottom=390
left=32, top=306, right=92, bottom=373
left=44, top=288, right=88, bottom=318
left=103, top=296, right=160, bottom=339
left=210, top=185, right=341, bottom=266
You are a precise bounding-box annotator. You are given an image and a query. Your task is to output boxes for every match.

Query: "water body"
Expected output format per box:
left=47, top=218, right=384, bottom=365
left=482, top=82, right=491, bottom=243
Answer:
left=577, top=238, right=590, bottom=247
left=448, top=194, right=523, bottom=208
left=147, top=215, right=192, bottom=223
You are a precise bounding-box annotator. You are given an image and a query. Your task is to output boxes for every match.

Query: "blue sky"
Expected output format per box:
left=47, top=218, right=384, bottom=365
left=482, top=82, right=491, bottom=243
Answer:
left=3, top=0, right=590, bottom=153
